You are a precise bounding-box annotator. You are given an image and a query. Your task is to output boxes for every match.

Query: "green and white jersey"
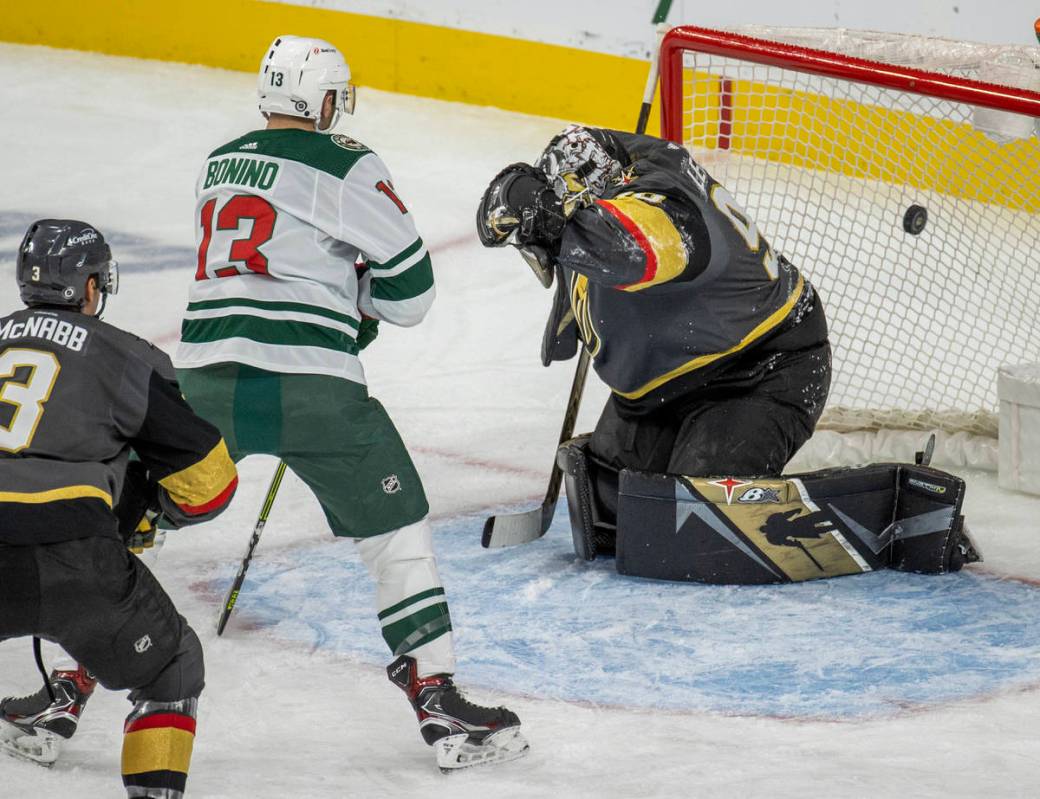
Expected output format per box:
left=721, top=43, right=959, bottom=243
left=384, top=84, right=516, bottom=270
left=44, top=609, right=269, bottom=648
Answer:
left=175, top=129, right=434, bottom=383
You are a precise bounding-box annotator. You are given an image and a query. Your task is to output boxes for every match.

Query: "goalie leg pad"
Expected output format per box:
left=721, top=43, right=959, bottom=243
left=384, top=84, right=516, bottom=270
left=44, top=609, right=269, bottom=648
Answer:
left=558, top=436, right=597, bottom=561
left=889, top=465, right=978, bottom=574
left=615, top=462, right=973, bottom=584
left=557, top=436, right=620, bottom=560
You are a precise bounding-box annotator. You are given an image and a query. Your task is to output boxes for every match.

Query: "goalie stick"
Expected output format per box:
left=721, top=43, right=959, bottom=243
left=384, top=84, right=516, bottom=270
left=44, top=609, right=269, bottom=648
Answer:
left=482, top=350, right=590, bottom=547
left=216, top=460, right=287, bottom=635
left=482, top=3, right=674, bottom=548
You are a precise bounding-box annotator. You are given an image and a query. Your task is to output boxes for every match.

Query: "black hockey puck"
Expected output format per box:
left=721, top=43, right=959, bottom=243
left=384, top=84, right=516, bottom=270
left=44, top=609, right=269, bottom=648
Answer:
left=903, top=204, right=928, bottom=235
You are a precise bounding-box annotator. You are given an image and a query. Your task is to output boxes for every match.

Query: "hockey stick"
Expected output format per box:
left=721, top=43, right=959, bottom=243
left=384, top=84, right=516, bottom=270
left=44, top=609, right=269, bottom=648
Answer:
left=482, top=350, right=590, bottom=547
left=482, top=2, right=673, bottom=548
left=216, top=460, right=287, bottom=635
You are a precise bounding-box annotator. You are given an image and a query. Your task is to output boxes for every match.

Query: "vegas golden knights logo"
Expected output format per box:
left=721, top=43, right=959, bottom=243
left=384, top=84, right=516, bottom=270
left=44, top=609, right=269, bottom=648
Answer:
left=569, top=273, right=601, bottom=356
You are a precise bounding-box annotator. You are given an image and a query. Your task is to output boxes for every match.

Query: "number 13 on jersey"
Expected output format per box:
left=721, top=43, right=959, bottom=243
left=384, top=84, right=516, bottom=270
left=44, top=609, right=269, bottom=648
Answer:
left=196, top=194, right=279, bottom=281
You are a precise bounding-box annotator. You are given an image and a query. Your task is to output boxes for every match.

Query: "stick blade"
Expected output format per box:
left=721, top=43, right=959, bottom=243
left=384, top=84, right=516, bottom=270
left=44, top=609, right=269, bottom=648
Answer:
left=215, top=586, right=240, bottom=636
left=482, top=500, right=556, bottom=548
left=216, top=607, right=230, bottom=637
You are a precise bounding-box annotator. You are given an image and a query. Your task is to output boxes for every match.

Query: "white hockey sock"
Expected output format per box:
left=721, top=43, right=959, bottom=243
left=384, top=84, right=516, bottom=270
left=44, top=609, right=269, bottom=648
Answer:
left=355, top=519, right=456, bottom=677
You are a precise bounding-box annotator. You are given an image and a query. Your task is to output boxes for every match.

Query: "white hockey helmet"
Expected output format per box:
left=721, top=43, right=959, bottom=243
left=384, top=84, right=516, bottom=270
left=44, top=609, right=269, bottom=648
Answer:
left=257, top=35, right=356, bottom=133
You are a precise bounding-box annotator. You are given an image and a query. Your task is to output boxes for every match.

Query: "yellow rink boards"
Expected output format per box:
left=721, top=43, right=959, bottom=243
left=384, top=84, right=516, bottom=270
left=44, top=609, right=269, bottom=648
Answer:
left=0, top=0, right=661, bottom=135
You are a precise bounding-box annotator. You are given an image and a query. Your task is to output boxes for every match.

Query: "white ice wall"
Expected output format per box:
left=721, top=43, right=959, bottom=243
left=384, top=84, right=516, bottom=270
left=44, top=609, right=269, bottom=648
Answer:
left=273, top=0, right=1039, bottom=55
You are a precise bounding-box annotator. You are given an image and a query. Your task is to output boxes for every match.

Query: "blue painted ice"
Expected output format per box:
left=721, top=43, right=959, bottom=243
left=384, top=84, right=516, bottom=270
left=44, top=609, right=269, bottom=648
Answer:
left=0, top=210, right=193, bottom=274
left=201, top=504, right=1040, bottom=721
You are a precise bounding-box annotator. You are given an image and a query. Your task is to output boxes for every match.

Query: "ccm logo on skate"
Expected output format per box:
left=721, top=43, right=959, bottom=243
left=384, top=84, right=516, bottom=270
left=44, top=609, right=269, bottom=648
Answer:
left=908, top=478, right=947, bottom=495
left=134, top=635, right=153, bottom=654
left=390, top=662, right=409, bottom=679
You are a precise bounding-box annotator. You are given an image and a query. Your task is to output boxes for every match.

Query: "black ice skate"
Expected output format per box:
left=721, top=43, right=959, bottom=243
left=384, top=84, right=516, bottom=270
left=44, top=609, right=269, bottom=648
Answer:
left=387, top=655, right=528, bottom=772
left=0, top=665, right=97, bottom=766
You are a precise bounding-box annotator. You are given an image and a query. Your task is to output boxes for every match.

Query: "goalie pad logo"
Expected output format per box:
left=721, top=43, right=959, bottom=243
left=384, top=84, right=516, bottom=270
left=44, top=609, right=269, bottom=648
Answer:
left=706, top=477, right=751, bottom=505
left=683, top=476, right=871, bottom=582
left=738, top=486, right=782, bottom=504
left=908, top=477, right=947, bottom=495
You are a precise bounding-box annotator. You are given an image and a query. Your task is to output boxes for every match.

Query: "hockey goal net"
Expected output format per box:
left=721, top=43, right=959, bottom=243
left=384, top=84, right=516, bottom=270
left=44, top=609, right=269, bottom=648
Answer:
left=659, top=26, right=1040, bottom=440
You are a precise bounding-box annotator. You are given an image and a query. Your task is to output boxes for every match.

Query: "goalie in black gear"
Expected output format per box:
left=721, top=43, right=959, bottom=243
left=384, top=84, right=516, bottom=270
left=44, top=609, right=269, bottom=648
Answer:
left=477, top=126, right=831, bottom=553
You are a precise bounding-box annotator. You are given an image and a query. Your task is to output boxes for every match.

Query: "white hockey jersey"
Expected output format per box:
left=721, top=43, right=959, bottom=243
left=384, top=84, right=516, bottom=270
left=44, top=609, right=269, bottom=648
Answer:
left=174, top=129, right=434, bottom=384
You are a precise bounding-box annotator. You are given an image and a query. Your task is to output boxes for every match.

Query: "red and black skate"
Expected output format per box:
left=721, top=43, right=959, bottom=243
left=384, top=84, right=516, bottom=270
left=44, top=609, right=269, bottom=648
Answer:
left=387, top=655, right=529, bottom=771
left=0, top=665, right=97, bottom=766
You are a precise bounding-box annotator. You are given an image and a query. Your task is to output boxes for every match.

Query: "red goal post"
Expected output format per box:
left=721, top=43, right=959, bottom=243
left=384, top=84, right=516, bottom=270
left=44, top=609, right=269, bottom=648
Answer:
left=660, top=27, right=1040, bottom=141
left=657, top=26, right=1040, bottom=440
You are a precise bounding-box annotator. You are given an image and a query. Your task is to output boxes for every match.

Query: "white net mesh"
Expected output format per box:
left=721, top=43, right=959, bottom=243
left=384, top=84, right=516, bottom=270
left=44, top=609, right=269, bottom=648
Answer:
left=669, top=26, right=1040, bottom=437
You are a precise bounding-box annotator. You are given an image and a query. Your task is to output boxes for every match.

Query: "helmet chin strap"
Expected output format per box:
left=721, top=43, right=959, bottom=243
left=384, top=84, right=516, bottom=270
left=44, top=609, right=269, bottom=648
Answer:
left=315, top=86, right=352, bottom=134
left=316, top=104, right=341, bottom=134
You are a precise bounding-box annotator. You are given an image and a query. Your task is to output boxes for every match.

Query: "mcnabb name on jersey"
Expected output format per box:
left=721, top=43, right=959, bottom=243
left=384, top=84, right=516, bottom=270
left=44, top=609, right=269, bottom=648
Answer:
left=0, top=312, right=89, bottom=352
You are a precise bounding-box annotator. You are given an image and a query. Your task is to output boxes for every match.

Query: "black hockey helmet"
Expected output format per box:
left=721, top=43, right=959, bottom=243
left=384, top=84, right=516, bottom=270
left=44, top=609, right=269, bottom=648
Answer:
left=17, top=219, right=119, bottom=308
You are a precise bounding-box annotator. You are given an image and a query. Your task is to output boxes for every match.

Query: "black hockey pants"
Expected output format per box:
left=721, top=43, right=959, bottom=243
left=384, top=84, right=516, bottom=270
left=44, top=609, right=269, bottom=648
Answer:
left=590, top=341, right=832, bottom=522
left=0, top=536, right=203, bottom=702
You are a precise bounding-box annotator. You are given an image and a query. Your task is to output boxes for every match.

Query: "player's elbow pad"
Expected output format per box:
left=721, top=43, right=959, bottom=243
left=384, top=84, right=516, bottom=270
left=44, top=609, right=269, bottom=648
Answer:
left=156, top=440, right=239, bottom=527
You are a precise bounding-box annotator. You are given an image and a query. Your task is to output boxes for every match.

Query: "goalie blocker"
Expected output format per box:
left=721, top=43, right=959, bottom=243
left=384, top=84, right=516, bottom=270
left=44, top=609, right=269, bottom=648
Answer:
left=558, top=438, right=981, bottom=584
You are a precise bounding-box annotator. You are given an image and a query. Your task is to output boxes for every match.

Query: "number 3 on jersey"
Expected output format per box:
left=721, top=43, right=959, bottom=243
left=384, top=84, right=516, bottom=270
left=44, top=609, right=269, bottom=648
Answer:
left=0, top=348, right=61, bottom=453
left=196, top=194, right=278, bottom=280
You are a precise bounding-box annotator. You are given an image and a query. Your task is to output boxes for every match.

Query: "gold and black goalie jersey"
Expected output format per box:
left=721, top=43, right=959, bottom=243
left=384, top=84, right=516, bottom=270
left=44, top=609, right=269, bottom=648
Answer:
left=0, top=307, right=237, bottom=545
left=547, top=129, right=827, bottom=413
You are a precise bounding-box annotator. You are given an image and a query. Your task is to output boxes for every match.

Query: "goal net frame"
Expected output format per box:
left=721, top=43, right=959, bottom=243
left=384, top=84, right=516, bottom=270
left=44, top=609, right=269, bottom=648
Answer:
left=657, top=25, right=1040, bottom=452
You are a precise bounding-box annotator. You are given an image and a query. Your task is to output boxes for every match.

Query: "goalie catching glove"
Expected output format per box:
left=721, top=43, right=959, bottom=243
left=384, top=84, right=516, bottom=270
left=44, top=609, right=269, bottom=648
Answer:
left=476, top=163, right=567, bottom=249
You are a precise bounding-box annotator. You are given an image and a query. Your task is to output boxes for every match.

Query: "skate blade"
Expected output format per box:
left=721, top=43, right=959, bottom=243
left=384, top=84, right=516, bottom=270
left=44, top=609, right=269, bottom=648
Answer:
left=0, top=720, right=60, bottom=767
left=435, top=727, right=529, bottom=773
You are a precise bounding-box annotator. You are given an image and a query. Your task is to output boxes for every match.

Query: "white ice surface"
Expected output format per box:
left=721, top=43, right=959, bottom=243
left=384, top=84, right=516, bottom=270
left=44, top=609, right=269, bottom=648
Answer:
left=1, top=44, right=1040, bottom=798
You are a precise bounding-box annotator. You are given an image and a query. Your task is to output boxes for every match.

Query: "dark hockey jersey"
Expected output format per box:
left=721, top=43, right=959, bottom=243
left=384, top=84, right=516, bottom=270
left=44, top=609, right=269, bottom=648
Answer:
left=547, top=128, right=827, bottom=413
left=0, top=307, right=237, bottom=545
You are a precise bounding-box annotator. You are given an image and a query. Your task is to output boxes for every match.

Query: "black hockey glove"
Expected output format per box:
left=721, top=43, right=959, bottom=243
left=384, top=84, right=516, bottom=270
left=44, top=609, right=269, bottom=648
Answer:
left=476, top=163, right=567, bottom=249
left=115, top=459, right=162, bottom=546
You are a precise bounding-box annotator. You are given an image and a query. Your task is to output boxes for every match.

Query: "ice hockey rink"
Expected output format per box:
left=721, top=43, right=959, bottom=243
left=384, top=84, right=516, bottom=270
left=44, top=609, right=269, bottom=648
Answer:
left=2, top=43, right=1040, bottom=797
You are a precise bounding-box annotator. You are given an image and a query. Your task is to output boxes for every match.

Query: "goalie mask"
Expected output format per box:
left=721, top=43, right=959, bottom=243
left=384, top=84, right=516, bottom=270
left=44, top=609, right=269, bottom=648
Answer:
left=258, top=35, right=357, bottom=133
left=537, top=125, right=622, bottom=212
